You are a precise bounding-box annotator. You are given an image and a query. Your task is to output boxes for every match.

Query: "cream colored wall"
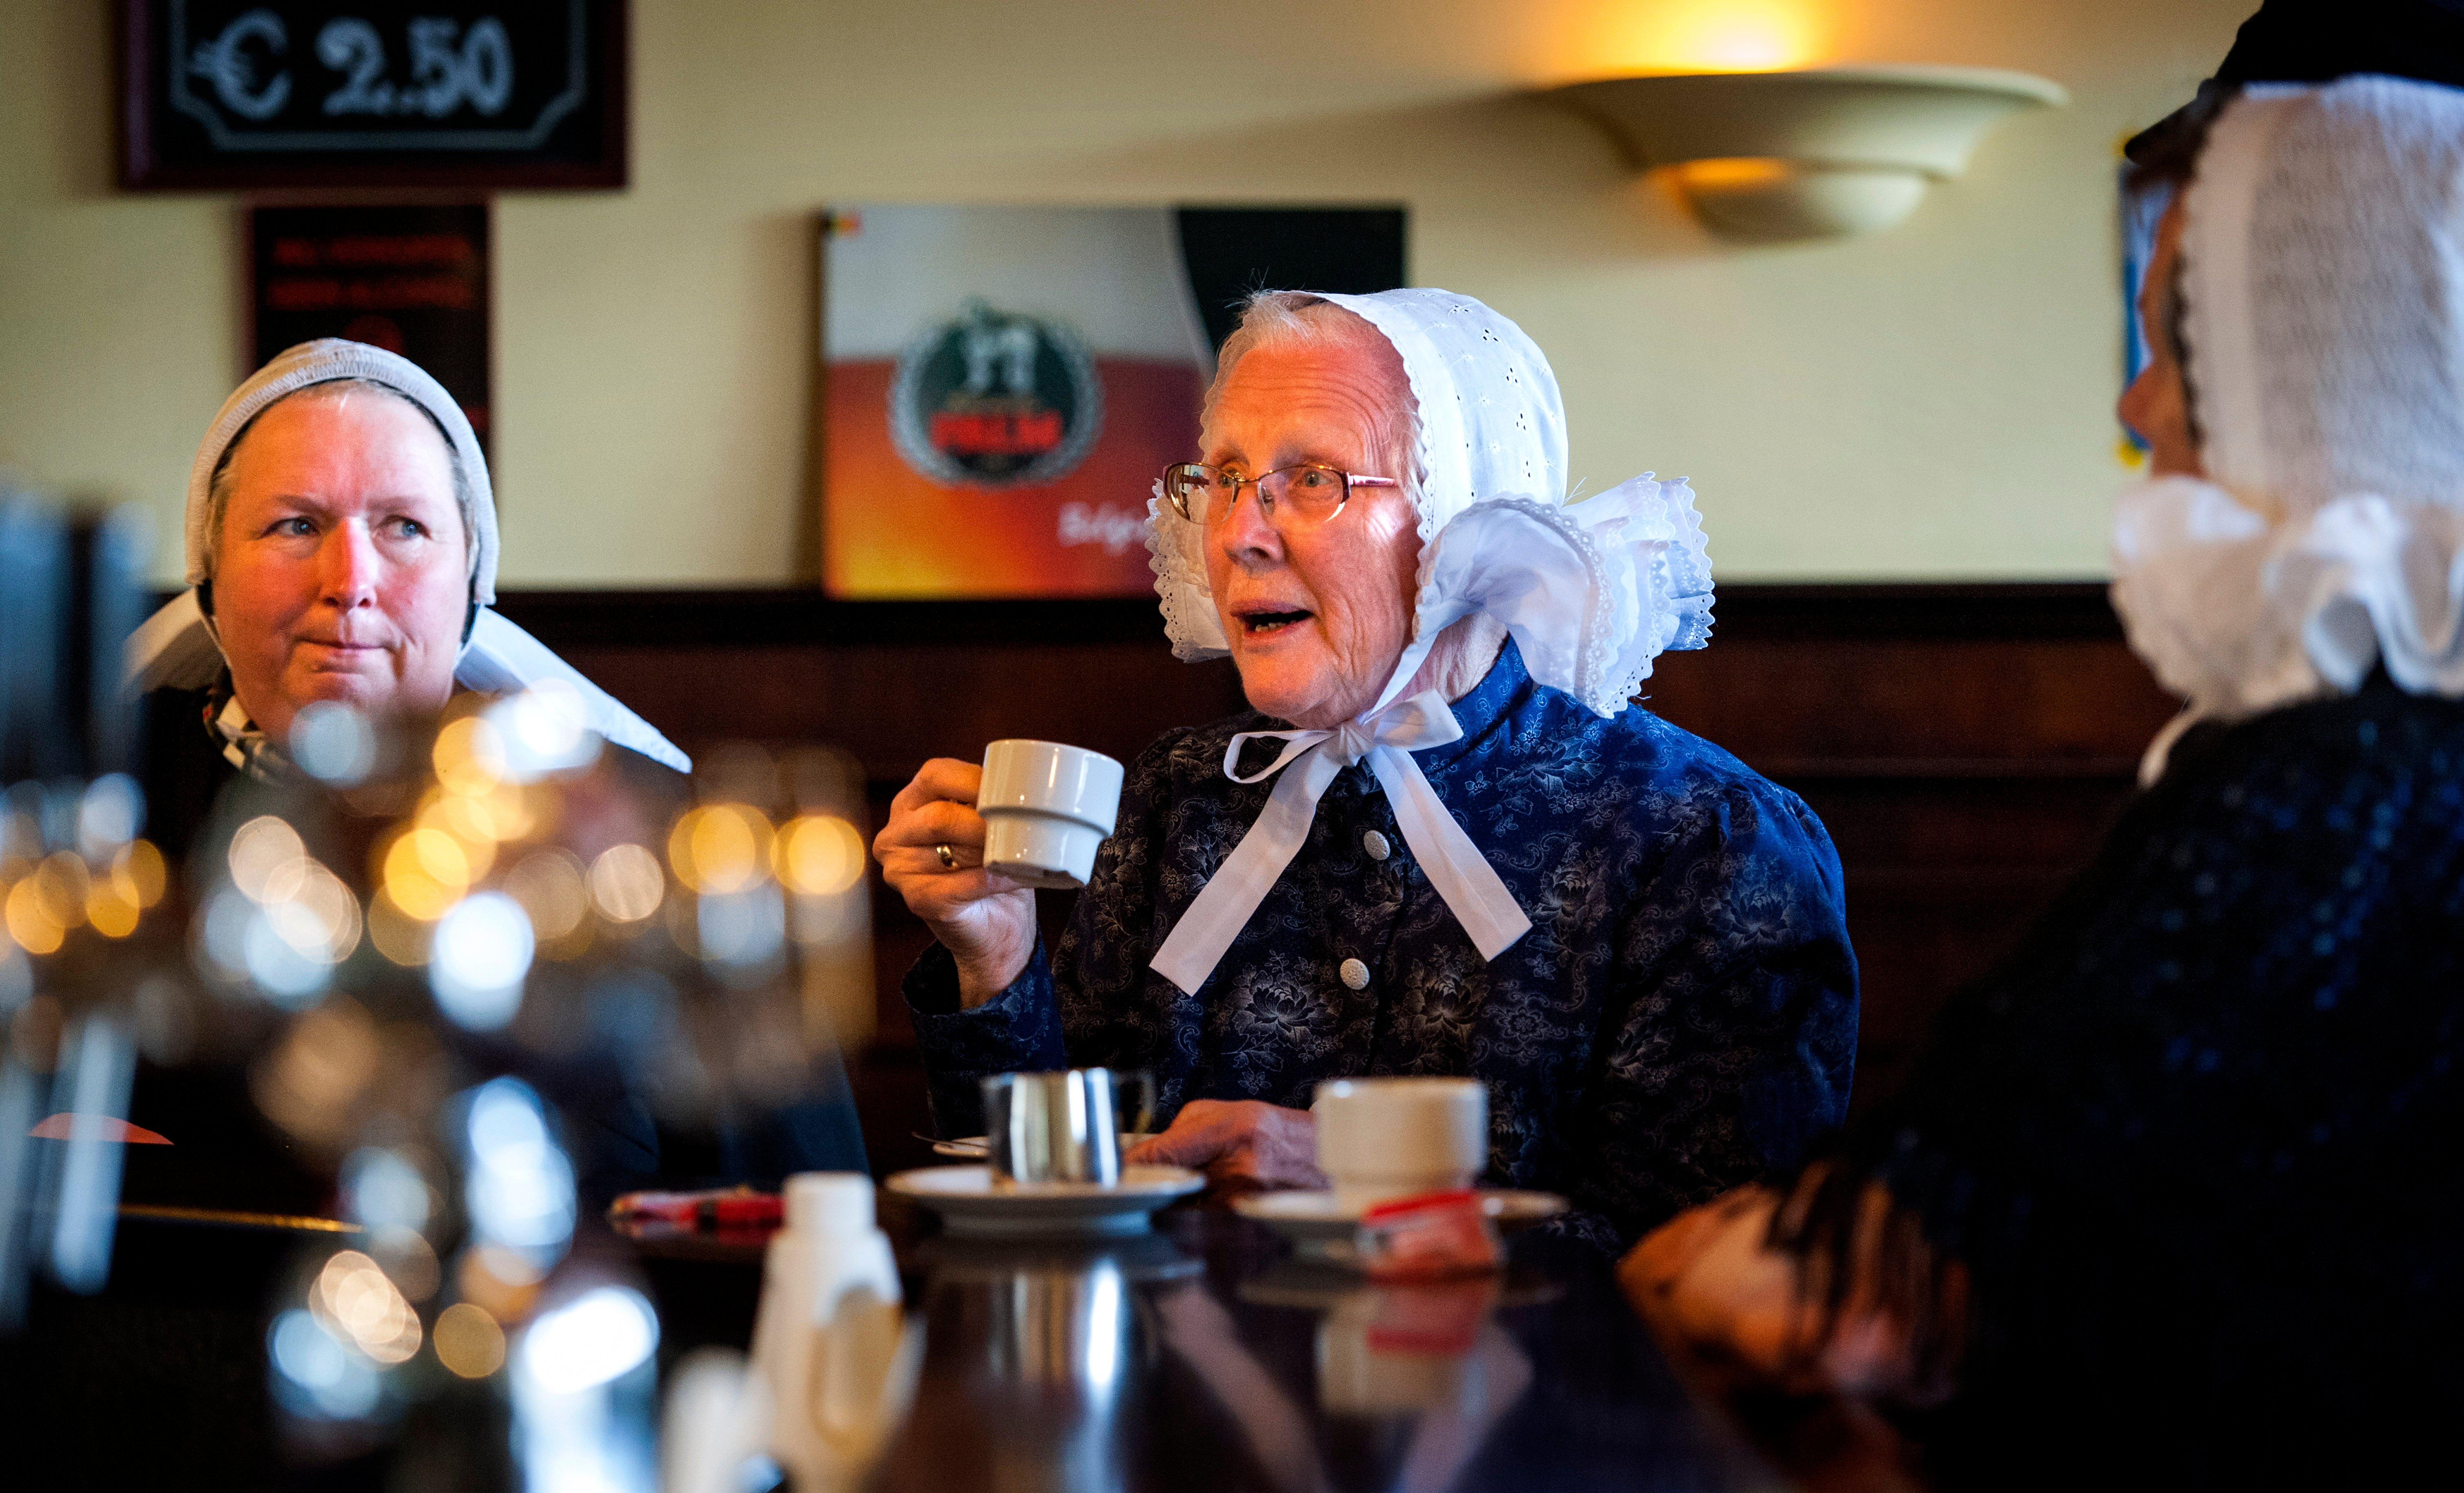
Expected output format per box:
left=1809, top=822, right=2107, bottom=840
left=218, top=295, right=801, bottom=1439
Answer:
left=1, top=0, right=2251, bottom=587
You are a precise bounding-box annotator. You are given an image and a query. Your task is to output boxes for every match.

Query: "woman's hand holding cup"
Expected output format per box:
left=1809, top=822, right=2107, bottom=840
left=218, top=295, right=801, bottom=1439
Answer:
left=876, top=758, right=1037, bottom=1008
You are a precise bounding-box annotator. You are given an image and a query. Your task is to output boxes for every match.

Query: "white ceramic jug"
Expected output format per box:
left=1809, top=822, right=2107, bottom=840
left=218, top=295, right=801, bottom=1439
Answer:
left=745, top=1174, right=923, bottom=1491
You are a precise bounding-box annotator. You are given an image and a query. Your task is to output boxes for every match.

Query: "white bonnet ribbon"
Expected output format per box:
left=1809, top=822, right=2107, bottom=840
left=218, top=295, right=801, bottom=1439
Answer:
left=1147, top=689, right=1532, bottom=995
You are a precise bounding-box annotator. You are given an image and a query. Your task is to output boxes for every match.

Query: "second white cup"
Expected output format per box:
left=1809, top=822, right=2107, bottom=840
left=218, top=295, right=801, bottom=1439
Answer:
left=1313, top=1076, right=1489, bottom=1211
left=979, top=739, right=1125, bottom=890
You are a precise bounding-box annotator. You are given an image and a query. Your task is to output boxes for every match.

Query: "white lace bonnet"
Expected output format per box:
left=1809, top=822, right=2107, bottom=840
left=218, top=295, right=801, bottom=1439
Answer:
left=124, top=339, right=690, bottom=773
left=1139, top=289, right=1715, bottom=994
left=2112, top=76, right=2464, bottom=772
left=1145, top=288, right=1713, bottom=718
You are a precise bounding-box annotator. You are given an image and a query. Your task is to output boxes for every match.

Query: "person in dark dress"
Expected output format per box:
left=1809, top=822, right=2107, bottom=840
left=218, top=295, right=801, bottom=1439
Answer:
left=120, top=340, right=863, bottom=1208
left=1623, top=39, right=2464, bottom=1489
left=878, top=288, right=1858, bottom=1251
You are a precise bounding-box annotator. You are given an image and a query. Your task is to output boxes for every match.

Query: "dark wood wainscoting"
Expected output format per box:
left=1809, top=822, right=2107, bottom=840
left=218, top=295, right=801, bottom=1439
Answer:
left=493, top=585, right=2178, bottom=1172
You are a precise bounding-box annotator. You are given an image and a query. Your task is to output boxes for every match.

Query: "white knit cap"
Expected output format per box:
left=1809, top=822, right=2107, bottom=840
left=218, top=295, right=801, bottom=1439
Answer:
left=125, top=340, right=688, bottom=773
left=1145, top=287, right=1713, bottom=717
left=2112, top=76, right=2464, bottom=769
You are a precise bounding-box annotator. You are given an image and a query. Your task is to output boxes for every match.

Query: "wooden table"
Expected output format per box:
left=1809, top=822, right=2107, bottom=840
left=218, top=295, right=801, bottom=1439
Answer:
left=637, top=1195, right=1777, bottom=1493
left=4, top=1196, right=1776, bottom=1492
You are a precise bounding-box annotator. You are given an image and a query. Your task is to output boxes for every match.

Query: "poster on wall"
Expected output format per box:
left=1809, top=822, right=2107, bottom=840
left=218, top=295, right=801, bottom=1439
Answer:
left=818, top=205, right=1407, bottom=600
left=120, top=0, right=627, bottom=189
left=249, top=203, right=491, bottom=451
left=2118, top=172, right=2172, bottom=463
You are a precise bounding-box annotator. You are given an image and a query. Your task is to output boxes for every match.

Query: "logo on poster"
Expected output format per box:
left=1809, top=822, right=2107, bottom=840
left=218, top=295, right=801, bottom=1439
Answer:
left=889, top=300, right=1104, bottom=489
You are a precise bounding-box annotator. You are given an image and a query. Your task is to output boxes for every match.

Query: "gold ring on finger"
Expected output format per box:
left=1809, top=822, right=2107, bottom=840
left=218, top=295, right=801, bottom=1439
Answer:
left=934, top=843, right=958, bottom=870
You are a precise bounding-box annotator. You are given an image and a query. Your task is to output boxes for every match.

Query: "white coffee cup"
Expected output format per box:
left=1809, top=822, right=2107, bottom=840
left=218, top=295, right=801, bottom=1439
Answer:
left=979, top=740, right=1125, bottom=890
left=1312, top=1076, right=1488, bottom=1211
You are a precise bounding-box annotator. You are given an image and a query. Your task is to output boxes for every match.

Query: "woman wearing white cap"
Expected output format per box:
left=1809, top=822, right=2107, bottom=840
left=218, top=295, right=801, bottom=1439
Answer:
left=117, top=342, right=873, bottom=1200
left=1626, top=67, right=2464, bottom=1486
left=878, top=288, right=1859, bottom=1249
left=127, top=338, right=688, bottom=856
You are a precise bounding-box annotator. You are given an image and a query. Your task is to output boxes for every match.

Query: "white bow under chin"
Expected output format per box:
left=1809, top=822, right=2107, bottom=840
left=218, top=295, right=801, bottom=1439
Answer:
left=1147, top=688, right=1532, bottom=996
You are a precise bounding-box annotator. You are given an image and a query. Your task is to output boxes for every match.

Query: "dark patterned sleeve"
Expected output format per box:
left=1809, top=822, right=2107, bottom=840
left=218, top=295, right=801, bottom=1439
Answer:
left=903, top=726, right=1195, bottom=1135
left=1049, top=728, right=1193, bottom=1083
left=904, top=939, right=1068, bottom=1136
left=1573, top=780, right=1859, bottom=1246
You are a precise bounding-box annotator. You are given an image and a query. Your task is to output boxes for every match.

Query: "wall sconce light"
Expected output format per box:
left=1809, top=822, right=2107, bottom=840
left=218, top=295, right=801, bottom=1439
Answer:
left=1546, top=65, right=2069, bottom=242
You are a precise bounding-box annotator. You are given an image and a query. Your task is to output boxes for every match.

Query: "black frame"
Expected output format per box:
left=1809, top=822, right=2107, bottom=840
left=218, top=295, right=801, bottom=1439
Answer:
left=118, top=0, right=629, bottom=190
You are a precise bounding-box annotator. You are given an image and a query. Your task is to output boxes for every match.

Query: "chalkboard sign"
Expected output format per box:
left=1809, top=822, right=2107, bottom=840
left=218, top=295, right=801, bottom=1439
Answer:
left=120, top=1, right=626, bottom=189
left=251, top=203, right=492, bottom=452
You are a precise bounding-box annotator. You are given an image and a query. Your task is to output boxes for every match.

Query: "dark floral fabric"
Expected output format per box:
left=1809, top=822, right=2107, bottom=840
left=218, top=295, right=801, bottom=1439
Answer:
left=907, top=640, right=1859, bottom=1248
left=1776, top=674, right=2464, bottom=1487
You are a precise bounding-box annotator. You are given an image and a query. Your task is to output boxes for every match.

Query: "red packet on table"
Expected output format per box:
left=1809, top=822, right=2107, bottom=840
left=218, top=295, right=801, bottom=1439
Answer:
left=608, top=1187, right=784, bottom=1230
left=1354, top=1189, right=1501, bottom=1280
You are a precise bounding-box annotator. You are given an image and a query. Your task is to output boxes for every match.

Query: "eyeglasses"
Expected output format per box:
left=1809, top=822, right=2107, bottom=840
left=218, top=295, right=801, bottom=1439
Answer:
left=1161, top=462, right=1397, bottom=530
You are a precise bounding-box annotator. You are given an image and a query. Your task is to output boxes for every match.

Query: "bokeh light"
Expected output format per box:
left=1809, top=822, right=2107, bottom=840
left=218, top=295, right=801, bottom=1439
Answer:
left=269, top=1308, right=382, bottom=1420
left=250, top=999, right=381, bottom=1148
left=698, top=888, right=786, bottom=971
left=291, top=702, right=380, bottom=786
left=312, top=1249, right=423, bottom=1365
left=33, top=851, right=90, bottom=929
left=669, top=804, right=774, bottom=895
left=227, top=816, right=306, bottom=901
left=434, top=1302, right=508, bottom=1378
left=366, top=888, right=433, bottom=966
left=776, top=814, right=866, bottom=897
left=517, top=1286, right=658, bottom=1395
left=430, top=892, right=536, bottom=1032
left=345, top=1147, right=434, bottom=1233
left=5, top=878, right=65, bottom=955
left=587, top=843, right=664, bottom=923
left=463, top=1079, right=575, bottom=1264
left=504, top=849, right=590, bottom=945
left=383, top=827, right=474, bottom=921
left=458, top=1242, right=546, bottom=1321
left=76, top=774, right=143, bottom=857
left=434, top=715, right=511, bottom=798
left=490, top=683, right=602, bottom=781
left=113, top=839, right=168, bottom=907
left=84, top=877, right=140, bottom=938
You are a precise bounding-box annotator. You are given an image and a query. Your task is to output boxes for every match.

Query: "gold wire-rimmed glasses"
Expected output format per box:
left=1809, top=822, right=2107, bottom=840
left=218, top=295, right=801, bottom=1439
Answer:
left=1161, top=462, right=1397, bottom=529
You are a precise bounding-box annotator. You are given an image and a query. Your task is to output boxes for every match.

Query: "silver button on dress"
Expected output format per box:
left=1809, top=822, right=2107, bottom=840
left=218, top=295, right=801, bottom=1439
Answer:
left=1362, top=830, right=1392, bottom=861
left=1339, top=957, right=1372, bottom=991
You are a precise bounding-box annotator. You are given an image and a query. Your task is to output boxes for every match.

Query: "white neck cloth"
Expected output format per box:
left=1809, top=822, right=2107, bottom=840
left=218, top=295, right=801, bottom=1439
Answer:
left=122, top=339, right=690, bottom=774
left=1144, top=288, right=1714, bottom=994
left=2112, top=78, right=2464, bottom=784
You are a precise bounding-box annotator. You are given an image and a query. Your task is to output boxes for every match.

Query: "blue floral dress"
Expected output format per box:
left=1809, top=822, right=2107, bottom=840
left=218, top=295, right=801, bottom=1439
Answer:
left=905, top=640, right=1859, bottom=1247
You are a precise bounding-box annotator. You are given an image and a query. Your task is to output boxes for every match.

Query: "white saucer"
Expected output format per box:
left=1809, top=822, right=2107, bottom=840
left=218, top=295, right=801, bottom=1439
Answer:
left=1232, top=1189, right=1569, bottom=1261
left=886, top=1165, right=1203, bottom=1238
left=928, top=1134, right=1145, bottom=1161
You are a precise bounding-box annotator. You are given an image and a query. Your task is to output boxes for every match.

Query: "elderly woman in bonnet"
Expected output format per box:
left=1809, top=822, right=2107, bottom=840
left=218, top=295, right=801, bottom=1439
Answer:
left=118, top=342, right=868, bottom=1201
left=127, top=339, right=689, bottom=851
left=1625, top=59, right=2464, bottom=1489
left=879, top=288, right=1858, bottom=1249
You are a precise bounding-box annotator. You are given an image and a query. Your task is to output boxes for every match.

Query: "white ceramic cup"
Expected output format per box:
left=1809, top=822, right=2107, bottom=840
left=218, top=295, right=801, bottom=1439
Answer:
left=1312, top=1076, right=1489, bottom=1212
left=979, top=740, right=1125, bottom=890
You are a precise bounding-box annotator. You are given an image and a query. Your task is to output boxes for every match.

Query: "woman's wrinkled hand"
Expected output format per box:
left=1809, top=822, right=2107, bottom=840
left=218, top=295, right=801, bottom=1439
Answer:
left=874, top=758, right=1037, bottom=1009
left=1621, top=1186, right=1805, bottom=1379
left=1124, top=1099, right=1328, bottom=1196
left=1621, top=1181, right=1956, bottom=1404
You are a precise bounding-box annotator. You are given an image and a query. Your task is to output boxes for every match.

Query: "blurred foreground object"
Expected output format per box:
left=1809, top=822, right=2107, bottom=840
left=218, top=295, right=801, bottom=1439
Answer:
left=0, top=492, right=165, bottom=1323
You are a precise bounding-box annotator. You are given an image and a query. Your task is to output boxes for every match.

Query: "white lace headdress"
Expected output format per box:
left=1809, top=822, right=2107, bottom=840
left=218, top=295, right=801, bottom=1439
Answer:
left=124, top=339, right=690, bottom=773
left=1145, top=288, right=1714, bottom=993
left=2113, top=76, right=2464, bottom=780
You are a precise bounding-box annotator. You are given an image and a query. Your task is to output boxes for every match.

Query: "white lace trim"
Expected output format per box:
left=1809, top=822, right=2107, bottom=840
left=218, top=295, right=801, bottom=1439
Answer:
left=2110, top=476, right=2464, bottom=776
left=1147, top=479, right=1230, bottom=662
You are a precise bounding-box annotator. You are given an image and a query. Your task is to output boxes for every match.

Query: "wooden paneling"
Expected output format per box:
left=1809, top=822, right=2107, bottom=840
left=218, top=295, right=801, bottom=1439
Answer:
left=491, top=585, right=2179, bottom=1165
